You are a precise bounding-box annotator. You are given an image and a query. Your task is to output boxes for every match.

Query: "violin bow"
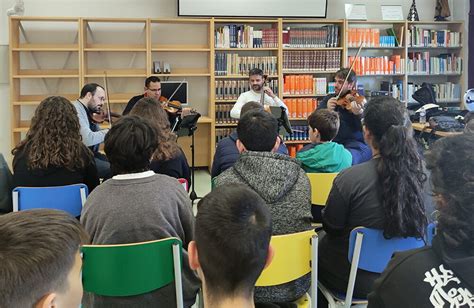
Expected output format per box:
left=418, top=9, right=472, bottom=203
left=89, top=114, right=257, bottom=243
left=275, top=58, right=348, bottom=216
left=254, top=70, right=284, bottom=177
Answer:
left=335, top=43, right=363, bottom=101
left=103, top=71, right=112, bottom=128
left=166, top=79, right=186, bottom=102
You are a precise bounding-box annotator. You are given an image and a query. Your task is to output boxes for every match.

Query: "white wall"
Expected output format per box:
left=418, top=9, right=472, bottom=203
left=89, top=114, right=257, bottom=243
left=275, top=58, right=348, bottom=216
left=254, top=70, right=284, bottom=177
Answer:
left=0, top=0, right=468, bottom=165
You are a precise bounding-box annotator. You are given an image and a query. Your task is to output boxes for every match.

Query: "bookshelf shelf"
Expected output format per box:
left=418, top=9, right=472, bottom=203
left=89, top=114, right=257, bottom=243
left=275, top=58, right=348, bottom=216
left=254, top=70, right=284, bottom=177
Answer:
left=347, top=47, right=405, bottom=50
left=215, top=75, right=278, bottom=79
left=285, top=140, right=311, bottom=144
left=283, top=47, right=343, bottom=51
left=407, top=46, right=462, bottom=50
left=215, top=48, right=279, bottom=51
left=215, top=123, right=238, bottom=127
left=282, top=70, right=338, bottom=74
left=283, top=93, right=328, bottom=98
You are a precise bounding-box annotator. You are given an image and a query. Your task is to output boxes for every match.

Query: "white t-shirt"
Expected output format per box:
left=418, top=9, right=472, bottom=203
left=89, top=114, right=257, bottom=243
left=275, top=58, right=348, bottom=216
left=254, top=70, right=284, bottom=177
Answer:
left=230, top=90, right=288, bottom=119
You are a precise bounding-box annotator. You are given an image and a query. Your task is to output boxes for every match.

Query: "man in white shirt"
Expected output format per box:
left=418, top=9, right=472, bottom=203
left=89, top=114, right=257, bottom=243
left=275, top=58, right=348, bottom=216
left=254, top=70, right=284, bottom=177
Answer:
left=230, top=68, right=288, bottom=119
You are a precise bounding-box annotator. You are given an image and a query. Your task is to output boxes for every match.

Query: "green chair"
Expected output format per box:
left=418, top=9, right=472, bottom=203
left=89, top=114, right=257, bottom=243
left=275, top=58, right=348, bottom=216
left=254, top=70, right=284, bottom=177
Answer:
left=81, top=238, right=184, bottom=308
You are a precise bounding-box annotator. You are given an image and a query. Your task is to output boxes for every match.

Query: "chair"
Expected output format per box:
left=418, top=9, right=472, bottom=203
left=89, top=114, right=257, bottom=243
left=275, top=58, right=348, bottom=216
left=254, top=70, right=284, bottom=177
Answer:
left=256, top=230, right=318, bottom=308
left=426, top=222, right=437, bottom=246
left=12, top=183, right=88, bottom=217
left=81, top=238, right=184, bottom=308
left=307, top=173, right=338, bottom=205
left=318, top=227, right=425, bottom=308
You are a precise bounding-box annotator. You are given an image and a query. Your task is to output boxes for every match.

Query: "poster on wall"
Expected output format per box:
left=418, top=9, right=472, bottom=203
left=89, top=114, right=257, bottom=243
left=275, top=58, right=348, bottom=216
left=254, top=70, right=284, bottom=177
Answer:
left=178, top=0, right=327, bottom=18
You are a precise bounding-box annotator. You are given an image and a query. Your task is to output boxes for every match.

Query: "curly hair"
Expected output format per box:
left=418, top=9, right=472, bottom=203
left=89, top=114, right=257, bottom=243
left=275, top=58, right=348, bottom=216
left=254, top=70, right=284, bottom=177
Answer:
left=12, top=96, right=92, bottom=171
left=425, top=134, right=474, bottom=250
left=129, top=97, right=180, bottom=161
left=363, top=96, right=427, bottom=239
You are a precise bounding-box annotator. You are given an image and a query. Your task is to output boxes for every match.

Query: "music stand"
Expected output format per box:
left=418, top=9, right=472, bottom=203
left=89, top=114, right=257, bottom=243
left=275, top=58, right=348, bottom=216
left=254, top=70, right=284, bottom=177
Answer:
left=176, top=113, right=201, bottom=202
left=269, top=106, right=293, bottom=135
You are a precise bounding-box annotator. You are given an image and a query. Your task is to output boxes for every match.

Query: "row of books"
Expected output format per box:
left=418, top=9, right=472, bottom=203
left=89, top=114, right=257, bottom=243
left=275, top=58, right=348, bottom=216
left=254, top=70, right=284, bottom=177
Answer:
left=407, top=82, right=461, bottom=103
left=215, top=104, right=238, bottom=125
left=215, top=79, right=278, bottom=100
left=347, top=55, right=404, bottom=75
left=282, top=50, right=341, bottom=72
left=216, top=128, right=235, bottom=143
left=215, top=54, right=278, bottom=76
left=347, top=28, right=402, bottom=48
left=283, top=75, right=328, bottom=95
left=283, top=125, right=310, bottom=141
left=283, top=98, right=318, bottom=119
left=408, top=27, right=461, bottom=48
left=282, top=25, right=340, bottom=48
left=406, top=52, right=462, bottom=75
left=215, top=25, right=278, bottom=48
left=287, top=144, right=305, bottom=158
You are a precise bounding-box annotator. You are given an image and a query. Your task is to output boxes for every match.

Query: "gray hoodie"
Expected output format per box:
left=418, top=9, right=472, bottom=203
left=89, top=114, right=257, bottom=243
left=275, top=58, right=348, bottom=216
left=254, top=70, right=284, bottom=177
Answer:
left=215, top=151, right=313, bottom=302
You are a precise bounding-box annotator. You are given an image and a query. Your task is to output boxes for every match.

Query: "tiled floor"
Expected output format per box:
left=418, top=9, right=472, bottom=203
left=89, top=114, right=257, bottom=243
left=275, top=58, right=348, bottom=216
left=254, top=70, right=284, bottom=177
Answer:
left=189, top=169, right=212, bottom=214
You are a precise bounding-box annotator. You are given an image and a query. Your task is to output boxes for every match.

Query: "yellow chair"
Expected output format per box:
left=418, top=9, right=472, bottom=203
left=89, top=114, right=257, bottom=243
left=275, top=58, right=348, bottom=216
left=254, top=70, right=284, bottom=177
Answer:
left=307, top=173, right=338, bottom=205
left=256, top=230, right=318, bottom=308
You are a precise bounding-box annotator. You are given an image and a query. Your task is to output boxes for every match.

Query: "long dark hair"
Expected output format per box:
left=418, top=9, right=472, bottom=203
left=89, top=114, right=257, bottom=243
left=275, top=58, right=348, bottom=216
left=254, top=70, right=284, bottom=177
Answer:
left=363, top=96, right=427, bottom=239
left=12, top=96, right=92, bottom=171
left=425, top=134, right=474, bottom=250
left=129, top=97, right=180, bottom=161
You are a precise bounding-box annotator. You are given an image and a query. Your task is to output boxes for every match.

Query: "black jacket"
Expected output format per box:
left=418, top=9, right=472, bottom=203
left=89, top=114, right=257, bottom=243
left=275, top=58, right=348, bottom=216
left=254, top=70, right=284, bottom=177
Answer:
left=368, top=233, right=474, bottom=307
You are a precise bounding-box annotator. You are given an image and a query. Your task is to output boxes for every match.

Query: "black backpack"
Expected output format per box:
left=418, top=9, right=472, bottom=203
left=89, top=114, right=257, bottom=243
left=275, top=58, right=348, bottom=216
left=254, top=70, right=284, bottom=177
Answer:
left=429, top=116, right=464, bottom=132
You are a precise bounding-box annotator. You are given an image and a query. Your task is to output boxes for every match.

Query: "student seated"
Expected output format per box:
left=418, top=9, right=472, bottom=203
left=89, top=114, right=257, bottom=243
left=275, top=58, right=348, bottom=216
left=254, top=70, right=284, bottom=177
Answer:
left=296, top=109, right=352, bottom=173
left=368, top=133, right=474, bottom=307
left=188, top=185, right=273, bottom=308
left=80, top=116, right=200, bottom=307
left=211, top=101, right=288, bottom=178
left=318, top=96, right=429, bottom=299
left=12, top=96, right=99, bottom=193
left=214, top=110, right=312, bottom=303
left=0, top=209, right=88, bottom=307
left=129, top=97, right=191, bottom=186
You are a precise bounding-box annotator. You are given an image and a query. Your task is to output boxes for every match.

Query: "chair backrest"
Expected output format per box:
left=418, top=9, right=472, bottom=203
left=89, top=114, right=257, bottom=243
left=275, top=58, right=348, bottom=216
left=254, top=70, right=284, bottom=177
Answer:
left=307, top=173, right=338, bottom=205
left=82, top=238, right=184, bottom=305
left=12, top=183, right=88, bottom=217
left=348, top=227, right=425, bottom=273
left=426, top=222, right=437, bottom=246
left=256, top=230, right=317, bottom=287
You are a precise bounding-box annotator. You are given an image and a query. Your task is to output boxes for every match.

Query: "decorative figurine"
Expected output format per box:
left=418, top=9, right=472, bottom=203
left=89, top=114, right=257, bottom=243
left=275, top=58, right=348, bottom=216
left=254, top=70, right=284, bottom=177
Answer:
left=407, top=0, right=420, bottom=21
left=434, top=0, right=451, bottom=21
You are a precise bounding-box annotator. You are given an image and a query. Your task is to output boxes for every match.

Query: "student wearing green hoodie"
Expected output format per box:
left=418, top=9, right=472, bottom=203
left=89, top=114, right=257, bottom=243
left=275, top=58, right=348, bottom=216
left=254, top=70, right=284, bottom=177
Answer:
left=296, top=109, right=352, bottom=173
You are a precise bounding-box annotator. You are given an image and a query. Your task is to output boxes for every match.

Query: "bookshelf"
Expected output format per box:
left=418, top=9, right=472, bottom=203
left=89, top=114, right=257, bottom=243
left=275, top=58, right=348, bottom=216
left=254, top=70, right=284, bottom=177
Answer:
left=9, top=18, right=465, bottom=167
left=406, top=21, right=463, bottom=107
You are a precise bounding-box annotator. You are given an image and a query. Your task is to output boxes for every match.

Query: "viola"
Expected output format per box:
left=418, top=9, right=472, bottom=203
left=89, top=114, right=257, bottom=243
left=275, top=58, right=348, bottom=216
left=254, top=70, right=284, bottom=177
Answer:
left=336, top=89, right=366, bottom=113
left=91, top=109, right=121, bottom=124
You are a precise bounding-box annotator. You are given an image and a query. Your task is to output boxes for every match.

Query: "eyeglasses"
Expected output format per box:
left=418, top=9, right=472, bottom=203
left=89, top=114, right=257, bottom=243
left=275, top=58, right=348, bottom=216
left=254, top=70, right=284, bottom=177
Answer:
left=147, top=88, right=161, bottom=92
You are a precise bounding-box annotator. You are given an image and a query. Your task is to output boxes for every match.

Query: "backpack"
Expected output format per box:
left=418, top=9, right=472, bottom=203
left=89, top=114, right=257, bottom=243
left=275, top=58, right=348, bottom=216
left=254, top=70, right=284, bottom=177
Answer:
left=0, top=154, right=13, bottom=214
left=428, top=116, right=464, bottom=132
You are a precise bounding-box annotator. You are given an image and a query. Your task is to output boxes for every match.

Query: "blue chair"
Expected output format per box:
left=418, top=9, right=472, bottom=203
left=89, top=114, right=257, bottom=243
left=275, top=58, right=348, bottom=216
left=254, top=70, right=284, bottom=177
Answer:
left=12, top=184, right=88, bottom=217
left=318, top=227, right=425, bottom=308
left=425, top=222, right=437, bottom=246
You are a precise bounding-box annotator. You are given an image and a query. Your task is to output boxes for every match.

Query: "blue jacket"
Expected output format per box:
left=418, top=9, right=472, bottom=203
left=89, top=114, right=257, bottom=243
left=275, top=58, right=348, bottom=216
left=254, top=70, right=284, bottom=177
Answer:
left=211, top=131, right=289, bottom=178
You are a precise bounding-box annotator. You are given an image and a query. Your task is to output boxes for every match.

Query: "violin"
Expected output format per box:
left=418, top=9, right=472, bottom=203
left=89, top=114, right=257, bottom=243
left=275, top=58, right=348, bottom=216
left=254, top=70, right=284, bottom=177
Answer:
left=336, top=89, right=366, bottom=113
left=159, top=95, right=183, bottom=114
left=91, top=109, right=121, bottom=124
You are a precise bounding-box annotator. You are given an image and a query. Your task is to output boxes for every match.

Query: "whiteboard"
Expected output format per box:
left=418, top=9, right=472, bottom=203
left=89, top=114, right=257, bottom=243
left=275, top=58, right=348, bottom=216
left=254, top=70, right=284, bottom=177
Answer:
left=178, top=0, right=327, bottom=18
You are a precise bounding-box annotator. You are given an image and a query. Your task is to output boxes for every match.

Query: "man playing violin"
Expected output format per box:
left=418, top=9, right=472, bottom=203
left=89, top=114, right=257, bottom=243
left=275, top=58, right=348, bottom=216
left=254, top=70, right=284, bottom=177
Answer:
left=73, top=83, right=111, bottom=179
left=318, top=68, right=371, bottom=165
left=123, top=76, right=162, bottom=115
left=230, top=68, right=288, bottom=119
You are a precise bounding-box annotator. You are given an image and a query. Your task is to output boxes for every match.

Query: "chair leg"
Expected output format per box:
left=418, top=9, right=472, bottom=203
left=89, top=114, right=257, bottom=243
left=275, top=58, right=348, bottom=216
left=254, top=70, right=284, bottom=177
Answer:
left=12, top=191, right=19, bottom=212
left=311, top=234, right=318, bottom=308
left=318, top=282, right=339, bottom=308
left=172, top=243, right=184, bottom=308
left=344, top=232, right=364, bottom=308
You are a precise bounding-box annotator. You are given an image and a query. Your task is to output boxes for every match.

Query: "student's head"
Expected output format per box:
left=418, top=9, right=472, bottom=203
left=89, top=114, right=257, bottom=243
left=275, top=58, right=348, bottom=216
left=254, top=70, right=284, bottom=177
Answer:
left=334, top=68, right=357, bottom=95
left=248, top=68, right=265, bottom=92
left=79, top=83, right=106, bottom=113
left=425, top=134, right=474, bottom=250
left=129, top=97, right=179, bottom=161
left=362, top=96, right=427, bottom=239
left=307, top=109, right=340, bottom=143
left=0, top=209, right=89, bottom=308
left=12, top=96, right=92, bottom=171
left=464, top=111, right=474, bottom=134
left=104, top=115, right=158, bottom=175
left=144, top=76, right=162, bottom=99
left=189, top=185, right=273, bottom=303
left=236, top=110, right=280, bottom=153
left=240, top=101, right=264, bottom=117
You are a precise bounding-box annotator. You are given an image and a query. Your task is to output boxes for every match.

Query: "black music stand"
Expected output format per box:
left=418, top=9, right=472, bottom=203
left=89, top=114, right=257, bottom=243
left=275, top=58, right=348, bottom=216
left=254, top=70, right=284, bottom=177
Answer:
left=176, top=113, right=201, bottom=202
left=269, top=106, right=293, bottom=135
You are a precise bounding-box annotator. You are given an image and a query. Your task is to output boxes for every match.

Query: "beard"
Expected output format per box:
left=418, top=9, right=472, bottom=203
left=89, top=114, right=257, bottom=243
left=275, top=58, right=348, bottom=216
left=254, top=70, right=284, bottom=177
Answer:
left=89, top=105, right=102, bottom=114
left=252, top=84, right=262, bottom=91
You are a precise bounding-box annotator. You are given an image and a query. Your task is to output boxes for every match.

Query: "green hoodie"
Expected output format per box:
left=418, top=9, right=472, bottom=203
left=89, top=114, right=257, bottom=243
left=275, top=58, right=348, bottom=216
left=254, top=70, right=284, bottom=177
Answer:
left=296, top=142, right=352, bottom=173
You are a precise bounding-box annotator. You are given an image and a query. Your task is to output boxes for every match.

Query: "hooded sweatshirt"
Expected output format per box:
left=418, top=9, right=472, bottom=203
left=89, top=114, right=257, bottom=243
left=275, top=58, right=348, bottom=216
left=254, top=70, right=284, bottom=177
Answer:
left=215, top=151, right=313, bottom=303
left=368, top=233, right=474, bottom=307
left=296, top=142, right=352, bottom=173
